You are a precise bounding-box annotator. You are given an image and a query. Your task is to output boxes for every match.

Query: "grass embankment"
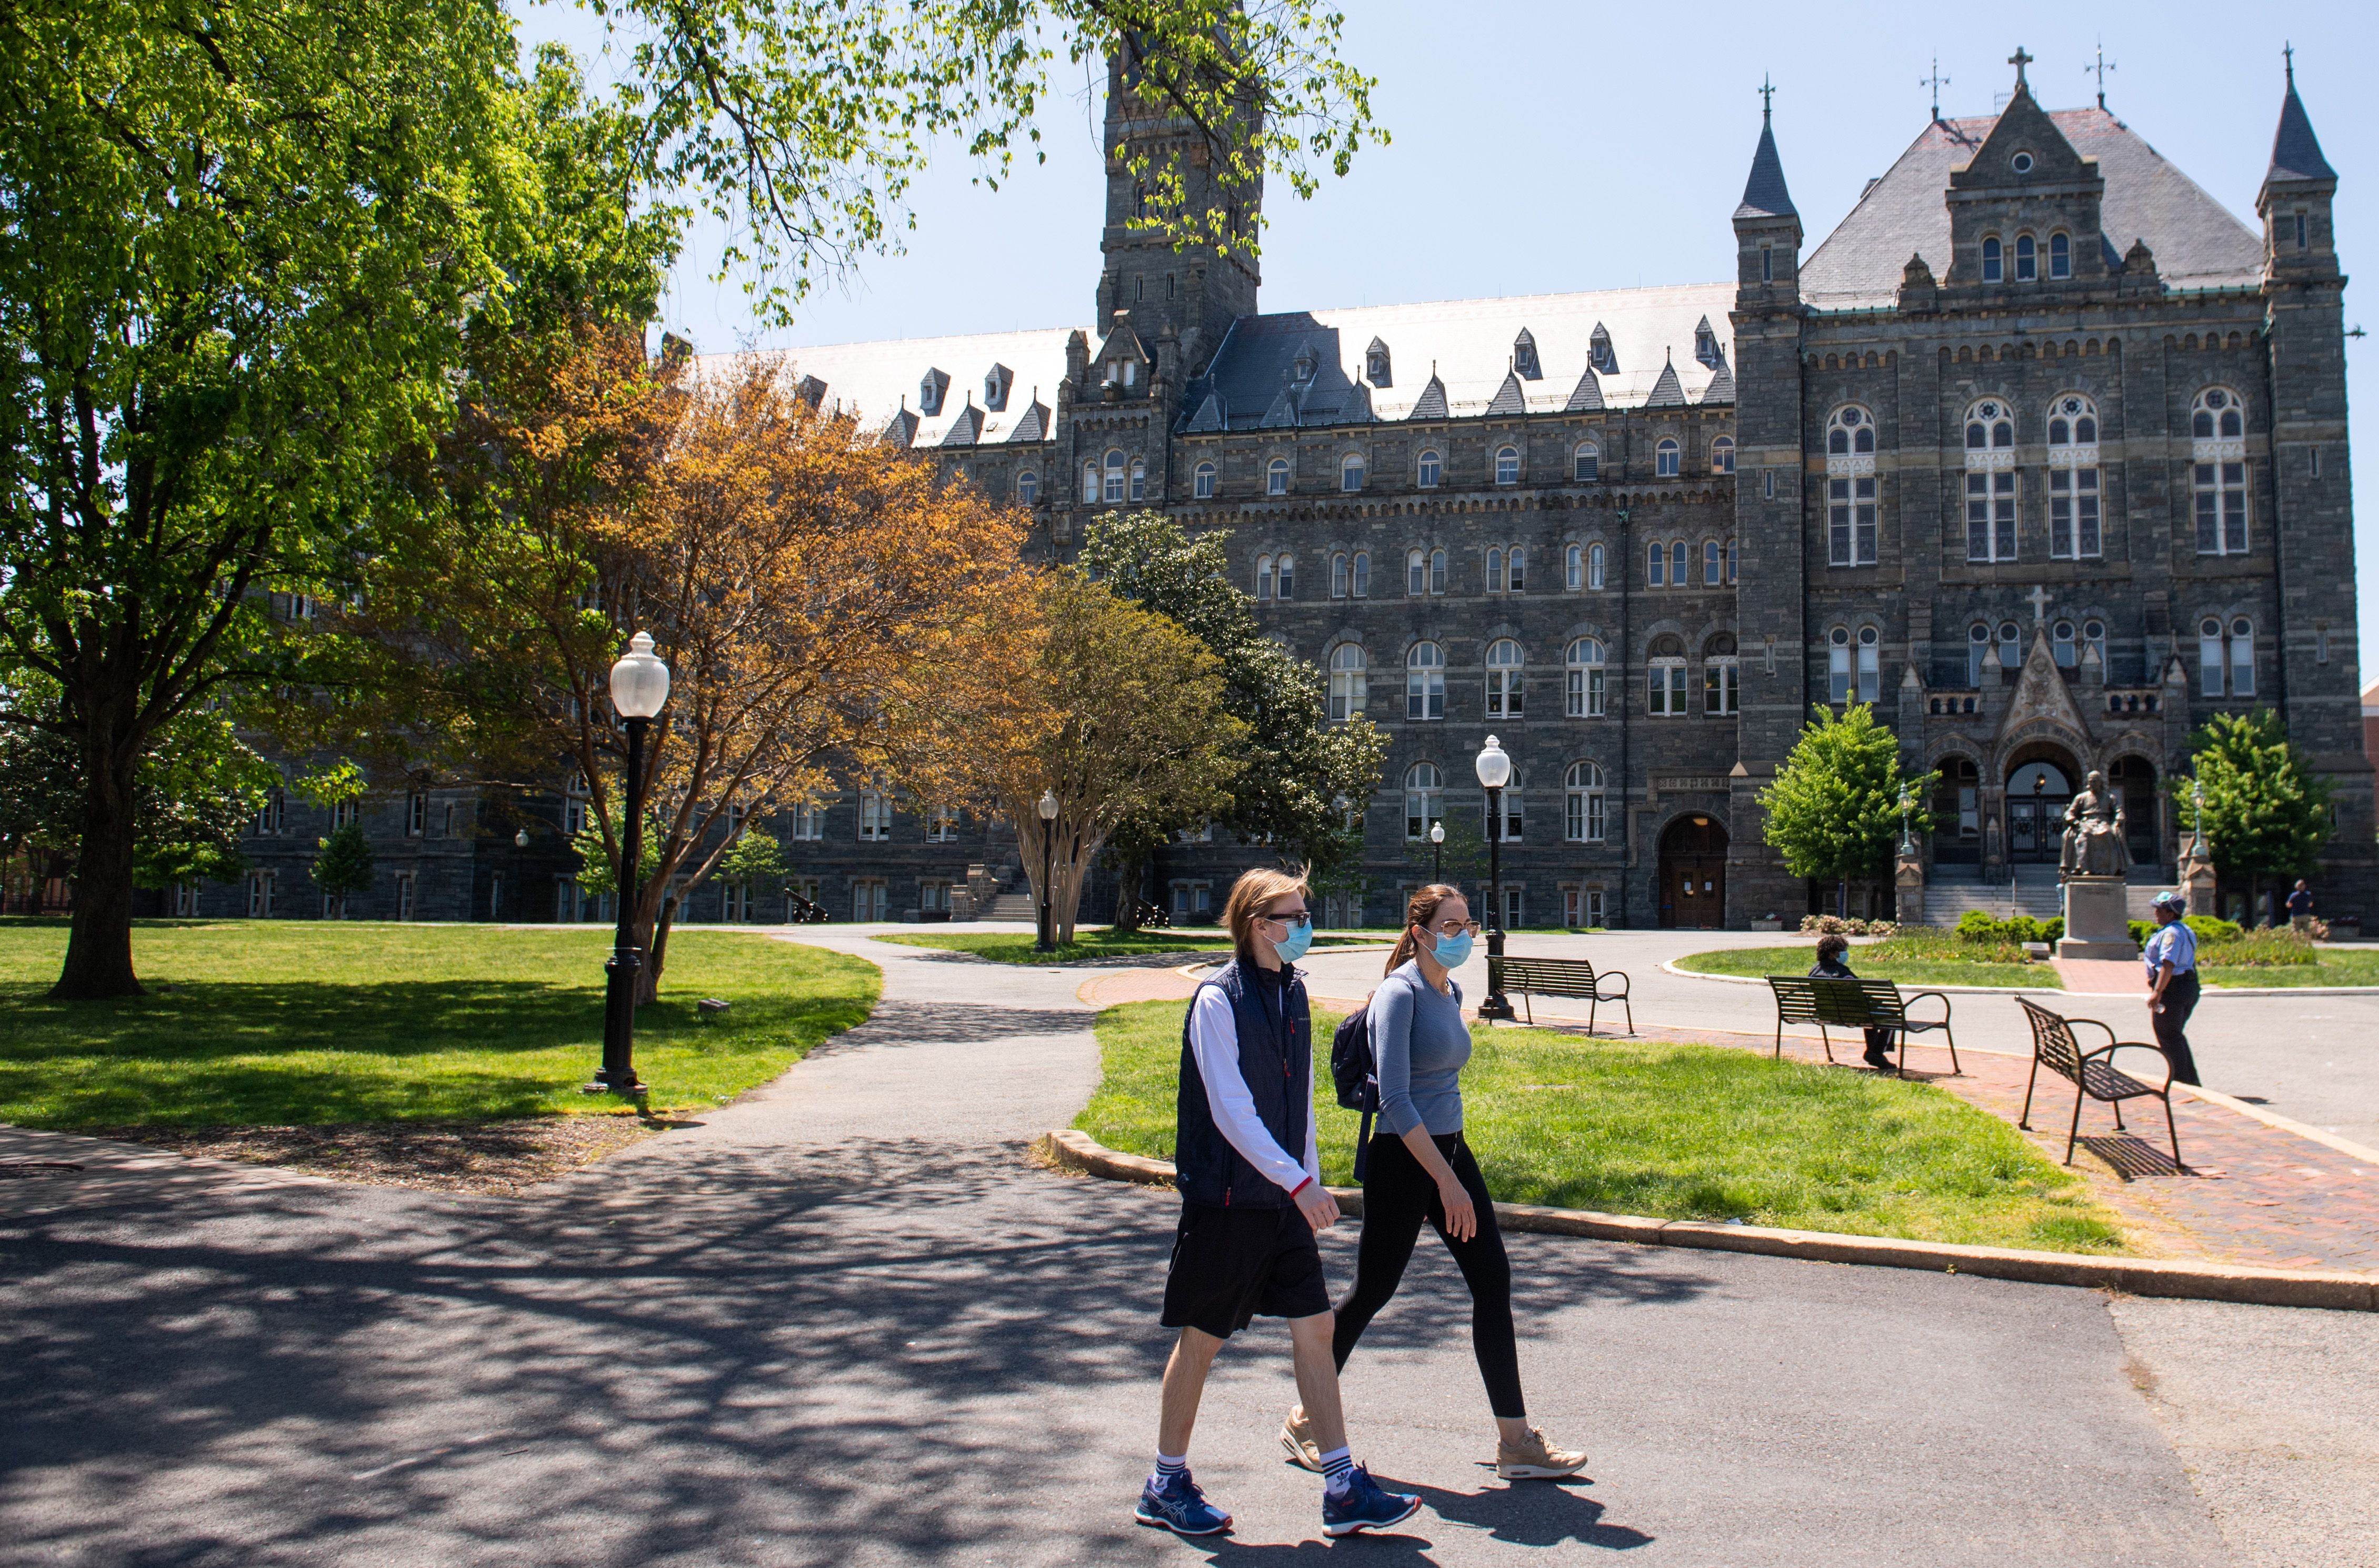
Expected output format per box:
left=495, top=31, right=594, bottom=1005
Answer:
left=1079, top=998, right=2125, bottom=1253
left=0, top=920, right=878, bottom=1126
left=875, top=927, right=1377, bottom=965
left=2202, top=947, right=2379, bottom=987
left=1674, top=929, right=2051, bottom=989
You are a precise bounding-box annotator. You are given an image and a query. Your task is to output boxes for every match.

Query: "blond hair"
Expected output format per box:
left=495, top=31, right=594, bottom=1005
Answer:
left=1387, top=883, right=1465, bottom=974
left=1223, top=867, right=1310, bottom=966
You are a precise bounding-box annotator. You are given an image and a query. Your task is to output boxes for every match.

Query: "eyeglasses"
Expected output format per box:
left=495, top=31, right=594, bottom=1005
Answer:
left=1425, top=920, right=1482, bottom=938
left=1264, top=911, right=1313, bottom=930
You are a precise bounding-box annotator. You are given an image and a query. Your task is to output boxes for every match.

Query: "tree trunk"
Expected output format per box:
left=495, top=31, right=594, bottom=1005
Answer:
left=53, top=720, right=146, bottom=1000
left=638, top=894, right=677, bottom=1004
left=1109, top=850, right=1146, bottom=931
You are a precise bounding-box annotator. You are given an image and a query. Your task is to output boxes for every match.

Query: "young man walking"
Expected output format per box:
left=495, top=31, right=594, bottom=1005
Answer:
left=1136, top=867, right=1422, bottom=1540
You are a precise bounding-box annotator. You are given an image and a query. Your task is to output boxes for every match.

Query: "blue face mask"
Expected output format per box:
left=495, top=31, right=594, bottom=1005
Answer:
left=1427, top=929, right=1474, bottom=969
left=1268, top=916, right=1313, bottom=963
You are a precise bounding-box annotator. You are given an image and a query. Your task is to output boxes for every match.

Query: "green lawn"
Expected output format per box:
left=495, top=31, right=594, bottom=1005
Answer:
left=0, top=920, right=878, bottom=1126
left=874, top=927, right=1380, bottom=965
left=1673, top=944, right=2053, bottom=989
left=2202, top=947, right=2379, bottom=987
left=1079, top=999, right=2126, bottom=1253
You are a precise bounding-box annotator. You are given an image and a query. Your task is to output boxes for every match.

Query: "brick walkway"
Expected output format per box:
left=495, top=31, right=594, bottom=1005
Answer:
left=1073, top=958, right=2379, bottom=1276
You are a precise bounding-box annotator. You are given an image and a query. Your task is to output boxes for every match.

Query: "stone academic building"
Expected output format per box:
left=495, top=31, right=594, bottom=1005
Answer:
left=216, top=53, right=2373, bottom=931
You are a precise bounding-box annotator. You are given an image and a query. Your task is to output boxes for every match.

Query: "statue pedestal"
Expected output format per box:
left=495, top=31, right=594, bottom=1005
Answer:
left=2056, top=875, right=2138, bottom=962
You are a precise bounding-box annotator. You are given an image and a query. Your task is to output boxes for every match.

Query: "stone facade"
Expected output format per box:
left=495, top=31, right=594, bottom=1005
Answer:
left=193, top=56, right=2372, bottom=930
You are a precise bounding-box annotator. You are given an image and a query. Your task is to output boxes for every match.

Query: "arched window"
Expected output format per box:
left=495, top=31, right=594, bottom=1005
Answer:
left=1566, top=637, right=1606, bottom=718
left=2192, top=386, right=2246, bottom=442
left=1486, top=546, right=1505, bottom=593
left=1328, top=644, right=1368, bottom=722
left=1827, top=404, right=1876, bottom=456
left=1404, top=762, right=1443, bottom=840
left=2014, top=233, right=2037, bottom=282
left=1857, top=627, right=1881, bottom=702
left=1704, top=633, right=1740, bottom=715
left=1495, top=445, right=1521, bottom=485
left=1703, top=538, right=1722, bottom=585
left=1430, top=549, right=1447, bottom=594
left=1647, top=634, right=1687, bottom=716
left=2191, top=389, right=2248, bottom=554
left=1507, top=546, right=1525, bottom=592
left=1351, top=551, right=1371, bottom=597
left=1588, top=541, right=1606, bottom=590
left=1999, top=620, right=2022, bottom=672
left=1255, top=554, right=1275, bottom=601
left=1331, top=553, right=1349, bottom=598
left=2199, top=617, right=2225, bottom=695
left=1016, top=470, right=1038, bottom=505
left=1406, top=643, right=1445, bottom=721
left=1341, top=452, right=1366, bottom=492
left=1565, top=543, right=1584, bottom=590
left=1129, top=457, right=1147, bottom=502
left=1274, top=553, right=1295, bottom=601
left=1671, top=540, right=1688, bottom=585
left=1082, top=462, right=1100, bottom=503
left=1711, top=435, right=1735, bottom=474
left=2229, top=616, right=2255, bottom=697
left=2047, top=394, right=2102, bottom=560
left=1267, top=457, right=1290, bottom=495
left=1982, top=235, right=2003, bottom=282
left=2049, top=231, right=2072, bottom=279
left=1406, top=548, right=1426, bottom=596
left=1417, top=448, right=1442, bottom=488
left=1193, top=461, right=1216, bottom=499
left=1487, top=768, right=1525, bottom=845
left=1103, top=448, right=1127, bottom=504
left=1573, top=442, right=1600, bottom=483
left=1655, top=437, right=1681, bottom=477
left=1485, top=638, right=1524, bottom=717
left=1647, top=539, right=1665, bottom=587
left=2053, top=619, right=2077, bottom=668
left=1564, top=762, right=1607, bottom=843
left=1964, top=399, right=2017, bottom=562
left=1968, top=622, right=1991, bottom=687
left=1827, top=627, right=1852, bottom=704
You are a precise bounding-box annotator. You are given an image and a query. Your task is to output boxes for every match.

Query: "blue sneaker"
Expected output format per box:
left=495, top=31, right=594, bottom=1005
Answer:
left=1135, top=1470, right=1232, bottom=1535
left=1322, top=1464, right=1422, bottom=1538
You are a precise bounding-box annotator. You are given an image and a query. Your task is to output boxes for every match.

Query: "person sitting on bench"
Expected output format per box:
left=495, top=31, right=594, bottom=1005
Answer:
left=1810, top=934, right=1896, bottom=1071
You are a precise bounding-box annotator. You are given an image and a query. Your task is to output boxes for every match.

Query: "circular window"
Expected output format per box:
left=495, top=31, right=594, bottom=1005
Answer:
left=2232, top=617, right=2252, bottom=638
left=1831, top=627, right=1850, bottom=646
left=2205, top=389, right=2228, bottom=410
left=1857, top=626, right=1878, bottom=646
left=2011, top=151, right=2035, bottom=174
left=1977, top=400, right=2001, bottom=419
left=2060, top=396, right=2083, bottom=416
left=1841, top=407, right=1862, bottom=426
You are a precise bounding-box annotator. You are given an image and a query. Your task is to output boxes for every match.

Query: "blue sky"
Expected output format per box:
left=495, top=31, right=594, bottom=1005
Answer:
left=515, top=0, right=2379, bottom=684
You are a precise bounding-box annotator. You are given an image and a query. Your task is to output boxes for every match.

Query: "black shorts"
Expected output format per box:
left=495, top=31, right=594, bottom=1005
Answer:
left=1160, top=1202, right=1331, bottom=1340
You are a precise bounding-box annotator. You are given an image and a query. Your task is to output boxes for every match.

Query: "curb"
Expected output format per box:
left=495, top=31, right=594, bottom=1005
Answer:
left=1035, top=1129, right=2378, bottom=1313
left=1660, top=956, right=2379, bottom=997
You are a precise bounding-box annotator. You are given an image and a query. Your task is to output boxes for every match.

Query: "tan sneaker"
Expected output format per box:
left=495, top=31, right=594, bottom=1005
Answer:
left=1496, top=1426, right=1588, bottom=1480
left=1278, top=1404, right=1322, bottom=1472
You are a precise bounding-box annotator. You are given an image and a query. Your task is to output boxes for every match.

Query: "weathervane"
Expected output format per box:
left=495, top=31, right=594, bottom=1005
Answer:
left=2086, top=39, right=2116, bottom=110
left=1758, top=75, right=1775, bottom=123
left=1920, top=57, right=1951, bottom=123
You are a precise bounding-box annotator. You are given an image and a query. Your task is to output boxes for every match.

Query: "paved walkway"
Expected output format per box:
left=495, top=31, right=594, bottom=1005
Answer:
left=1, top=926, right=2373, bottom=1565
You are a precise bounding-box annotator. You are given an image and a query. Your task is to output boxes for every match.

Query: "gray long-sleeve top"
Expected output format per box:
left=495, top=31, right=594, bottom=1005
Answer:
left=1367, top=960, right=1472, bottom=1136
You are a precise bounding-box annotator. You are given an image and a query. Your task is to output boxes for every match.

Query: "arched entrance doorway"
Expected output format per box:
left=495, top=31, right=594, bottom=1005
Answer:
left=1658, top=814, right=1728, bottom=930
left=2005, top=755, right=2076, bottom=863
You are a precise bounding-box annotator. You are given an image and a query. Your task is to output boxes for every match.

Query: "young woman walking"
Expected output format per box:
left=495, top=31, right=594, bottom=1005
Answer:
left=1282, top=883, right=1588, bottom=1481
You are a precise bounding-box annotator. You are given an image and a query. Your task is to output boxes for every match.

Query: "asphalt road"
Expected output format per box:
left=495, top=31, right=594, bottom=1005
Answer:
left=2, top=927, right=2373, bottom=1566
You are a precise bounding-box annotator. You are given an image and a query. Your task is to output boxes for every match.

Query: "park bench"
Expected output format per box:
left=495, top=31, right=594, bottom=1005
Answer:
left=1488, top=955, right=1632, bottom=1034
left=1763, top=976, right=1960, bottom=1077
left=2015, top=997, right=2184, bottom=1170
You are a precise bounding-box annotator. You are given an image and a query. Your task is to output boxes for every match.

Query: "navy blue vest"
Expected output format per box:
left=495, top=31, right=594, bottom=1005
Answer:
left=1175, top=958, right=1311, bottom=1209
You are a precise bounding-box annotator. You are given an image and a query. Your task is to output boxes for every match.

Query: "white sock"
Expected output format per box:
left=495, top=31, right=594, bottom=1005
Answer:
left=1151, top=1452, right=1188, bottom=1488
left=1319, top=1445, right=1355, bottom=1493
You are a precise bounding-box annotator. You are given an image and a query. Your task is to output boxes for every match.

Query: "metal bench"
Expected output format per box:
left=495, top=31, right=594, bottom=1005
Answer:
left=1763, top=976, right=1960, bottom=1076
left=2016, top=997, right=2184, bottom=1170
left=1489, top=955, right=1632, bottom=1034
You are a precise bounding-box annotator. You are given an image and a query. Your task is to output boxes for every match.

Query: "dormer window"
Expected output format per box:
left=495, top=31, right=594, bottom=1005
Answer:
left=1365, top=337, right=1391, bottom=387
left=1512, top=328, right=1541, bottom=380
left=918, top=367, right=949, bottom=415
left=1982, top=236, right=2003, bottom=283
left=984, top=363, right=1012, bottom=411
left=1693, top=318, right=1720, bottom=368
left=1588, top=324, right=1618, bottom=376
left=2015, top=234, right=2037, bottom=282
left=1292, top=343, right=1316, bottom=384
left=2048, top=232, right=2071, bottom=279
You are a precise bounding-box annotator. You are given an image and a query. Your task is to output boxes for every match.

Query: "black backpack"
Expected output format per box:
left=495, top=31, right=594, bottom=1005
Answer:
left=1329, top=1000, right=1382, bottom=1181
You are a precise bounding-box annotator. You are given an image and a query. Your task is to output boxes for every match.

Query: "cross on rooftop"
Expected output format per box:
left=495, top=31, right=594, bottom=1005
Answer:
left=2026, top=585, right=2052, bottom=625
left=2086, top=39, right=2116, bottom=111
left=2008, top=46, right=2033, bottom=88
left=1758, top=75, right=1775, bottom=122
left=1920, top=57, right=1951, bottom=123
left=2284, top=42, right=2295, bottom=88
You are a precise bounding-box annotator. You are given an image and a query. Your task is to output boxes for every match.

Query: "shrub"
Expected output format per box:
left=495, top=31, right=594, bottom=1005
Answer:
left=1871, top=926, right=2027, bottom=965
left=2202, top=925, right=2317, bottom=967
left=2184, top=914, right=2242, bottom=945
left=2128, top=919, right=2154, bottom=945
left=1955, top=910, right=2000, bottom=941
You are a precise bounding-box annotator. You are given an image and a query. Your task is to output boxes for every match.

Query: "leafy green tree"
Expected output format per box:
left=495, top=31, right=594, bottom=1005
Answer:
left=1759, top=706, right=1936, bottom=910
left=1403, top=812, right=1488, bottom=896
left=2177, top=708, right=2336, bottom=921
left=1075, top=513, right=1386, bottom=924
left=309, top=825, right=376, bottom=916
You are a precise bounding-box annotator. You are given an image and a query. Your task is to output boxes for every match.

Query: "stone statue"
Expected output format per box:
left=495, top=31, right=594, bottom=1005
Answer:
left=2059, top=769, right=2131, bottom=880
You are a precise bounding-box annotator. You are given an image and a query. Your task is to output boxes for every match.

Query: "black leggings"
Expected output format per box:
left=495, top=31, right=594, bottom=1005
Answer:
left=1332, top=1130, right=1524, bottom=1418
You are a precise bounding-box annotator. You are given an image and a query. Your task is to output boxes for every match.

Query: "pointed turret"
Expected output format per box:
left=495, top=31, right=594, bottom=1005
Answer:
left=2258, top=52, right=2338, bottom=278
left=1735, top=114, right=1796, bottom=223
left=1733, top=85, right=1802, bottom=307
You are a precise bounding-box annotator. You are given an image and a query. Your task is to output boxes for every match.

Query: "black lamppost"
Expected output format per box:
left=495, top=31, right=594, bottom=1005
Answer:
left=1475, top=735, right=1516, bottom=1022
left=1035, top=787, right=1058, bottom=952
left=596, top=631, right=669, bottom=1095
left=1430, top=822, right=1444, bottom=882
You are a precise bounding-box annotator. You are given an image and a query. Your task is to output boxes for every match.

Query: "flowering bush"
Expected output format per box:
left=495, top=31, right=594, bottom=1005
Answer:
left=1798, top=915, right=1900, bottom=937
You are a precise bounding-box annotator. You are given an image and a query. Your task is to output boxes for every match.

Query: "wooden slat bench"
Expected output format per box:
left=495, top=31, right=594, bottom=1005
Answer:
left=1489, top=955, right=1633, bottom=1034
left=2016, top=997, right=2184, bottom=1169
left=1763, top=976, right=1960, bottom=1076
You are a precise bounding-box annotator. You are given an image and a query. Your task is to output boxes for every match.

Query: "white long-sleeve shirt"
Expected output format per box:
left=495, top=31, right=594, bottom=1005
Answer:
left=1188, top=981, right=1322, bottom=1196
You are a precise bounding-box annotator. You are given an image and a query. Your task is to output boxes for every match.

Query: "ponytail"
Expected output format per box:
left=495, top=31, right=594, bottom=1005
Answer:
left=1387, top=883, right=1463, bottom=975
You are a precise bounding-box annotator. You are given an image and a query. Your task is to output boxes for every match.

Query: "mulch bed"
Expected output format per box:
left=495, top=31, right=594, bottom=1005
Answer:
left=73, top=1116, right=658, bottom=1196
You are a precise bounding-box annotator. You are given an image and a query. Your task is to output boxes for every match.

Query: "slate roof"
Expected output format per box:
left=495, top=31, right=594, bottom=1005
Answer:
left=1800, top=106, right=2263, bottom=308
left=2265, top=79, right=2336, bottom=186
left=1698, top=352, right=1734, bottom=406
left=1643, top=352, right=1686, bottom=409
left=1484, top=369, right=1528, bottom=416
left=1736, top=118, right=1797, bottom=221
